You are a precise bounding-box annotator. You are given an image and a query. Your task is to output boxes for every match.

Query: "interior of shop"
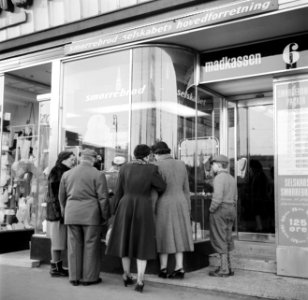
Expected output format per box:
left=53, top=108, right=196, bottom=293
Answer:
left=0, top=63, right=51, bottom=237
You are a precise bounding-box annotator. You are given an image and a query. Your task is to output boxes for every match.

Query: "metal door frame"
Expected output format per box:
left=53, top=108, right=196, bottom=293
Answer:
left=226, top=97, right=275, bottom=243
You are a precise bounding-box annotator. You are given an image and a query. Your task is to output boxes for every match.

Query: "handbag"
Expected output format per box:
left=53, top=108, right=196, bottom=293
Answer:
left=105, top=227, right=112, bottom=246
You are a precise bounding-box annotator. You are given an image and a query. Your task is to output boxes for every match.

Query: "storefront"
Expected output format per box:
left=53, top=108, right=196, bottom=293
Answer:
left=0, top=0, right=308, bottom=278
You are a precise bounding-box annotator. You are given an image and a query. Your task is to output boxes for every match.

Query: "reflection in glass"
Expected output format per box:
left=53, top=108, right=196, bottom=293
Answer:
left=237, top=104, right=275, bottom=235
left=188, top=88, right=220, bottom=240
left=131, top=47, right=195, bottom=155
left=62, top=51, right=130, bottom=170
left=131, top=46, right=213, bottom=240
left=61, top=45, right=219, bottom=242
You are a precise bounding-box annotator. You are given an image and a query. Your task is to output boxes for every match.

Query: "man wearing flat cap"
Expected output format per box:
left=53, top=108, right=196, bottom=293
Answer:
left=209, top=154, right=237, bottom=277
left=59, top=148, right=109, bottom=286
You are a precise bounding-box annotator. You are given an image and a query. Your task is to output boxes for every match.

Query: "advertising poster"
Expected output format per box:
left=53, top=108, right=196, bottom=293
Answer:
left=276, top=78, right=308, bottom=247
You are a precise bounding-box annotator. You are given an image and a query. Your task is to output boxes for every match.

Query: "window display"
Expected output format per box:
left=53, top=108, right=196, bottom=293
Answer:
left=0, top=99, right=40, bottom=232
left=0, top=123, right=38, bottom=231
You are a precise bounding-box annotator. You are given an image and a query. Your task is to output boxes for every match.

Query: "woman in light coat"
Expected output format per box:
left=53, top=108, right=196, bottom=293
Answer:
left=151, top=141, right=194, bottom=279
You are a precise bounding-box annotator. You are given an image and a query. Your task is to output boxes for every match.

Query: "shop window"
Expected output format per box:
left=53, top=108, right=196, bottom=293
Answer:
left=61, top=50, right=130, bottom=171
left=131, top=46, right=195, bottom=156
left=0, top=64, right=51, bottom=239
left=61, top=46, right=219, bottom=242
left=130, top=46, right=219, bottom=241
left=0, top=83, right=41, bottom=233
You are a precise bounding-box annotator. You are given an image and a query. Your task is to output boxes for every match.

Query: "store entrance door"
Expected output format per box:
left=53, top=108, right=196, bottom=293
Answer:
left=231, top=98, right=275, bottom=242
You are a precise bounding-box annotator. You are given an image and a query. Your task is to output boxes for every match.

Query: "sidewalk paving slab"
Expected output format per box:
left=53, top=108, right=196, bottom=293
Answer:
left=1, top=250, right=307, bottom=300
left=145, top=267, right=308, bottom=300
left=0, top=250, right=40, bottom=268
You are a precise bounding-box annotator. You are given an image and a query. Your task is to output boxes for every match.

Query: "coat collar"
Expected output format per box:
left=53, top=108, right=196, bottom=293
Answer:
left=79, top=160, right=94, bottom=167
left=129, top=159, right=148, bottom=165
left=216, top=169, right=229, bottom=175
left=156, top=154, right=173, bottom=161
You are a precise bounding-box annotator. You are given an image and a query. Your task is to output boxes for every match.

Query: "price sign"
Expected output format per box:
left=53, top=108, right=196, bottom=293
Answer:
left=280, top=207, right=308, bottom=246
left=276, top=78, right=308, bottom=247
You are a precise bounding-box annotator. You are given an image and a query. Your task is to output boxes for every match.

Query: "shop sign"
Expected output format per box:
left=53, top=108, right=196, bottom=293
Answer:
left=275, top=78, right=308, bottom=247
left=85, top=85, right=146, bottom=102
left=201, top=34, right=308, bottom=83
left=65, top=0, right=278, bottom=55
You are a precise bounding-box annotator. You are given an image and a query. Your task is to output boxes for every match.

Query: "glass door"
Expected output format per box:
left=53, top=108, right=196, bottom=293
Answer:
left=232, top=98, right=275, bottom=242
left=227, top=101, right=237, bottom=234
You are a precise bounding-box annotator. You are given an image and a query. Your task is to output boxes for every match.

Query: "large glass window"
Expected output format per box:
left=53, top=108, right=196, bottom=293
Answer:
left=61, top=51, right=130, bottom=169
left=61, top=46, right=215, bottom=241
left=131, top=46, right=195, bottom=155
left=188, top=88, right=221, bottom=240
left=0, top=73, right=49, bottom=235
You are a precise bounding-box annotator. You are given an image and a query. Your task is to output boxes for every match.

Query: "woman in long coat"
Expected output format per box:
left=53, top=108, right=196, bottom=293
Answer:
left=106, top=144, right=166, bottom=292
left=46, top=151, right=75, bottom=277
left=151, top=141, right=194, bottom=279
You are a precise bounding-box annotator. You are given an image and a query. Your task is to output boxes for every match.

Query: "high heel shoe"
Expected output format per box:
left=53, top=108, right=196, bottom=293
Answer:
left=134, top=281, right=144, bottom=293
left=123, top=274, right=136, bottom=287
left=168, top=268, right=185, bottom=279
left=158, top=268, right=168, bottom=278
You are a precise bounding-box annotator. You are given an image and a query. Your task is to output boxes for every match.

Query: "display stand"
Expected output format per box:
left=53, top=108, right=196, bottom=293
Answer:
left=0, top=124, right=38, bottom=232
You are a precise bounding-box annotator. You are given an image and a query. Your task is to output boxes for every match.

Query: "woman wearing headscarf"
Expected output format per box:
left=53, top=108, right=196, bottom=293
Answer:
left=151, top=141, right=194, bottom=279
left=46, top=151, right=75, bottom=277
left=106, top=144, right=166, bottom=293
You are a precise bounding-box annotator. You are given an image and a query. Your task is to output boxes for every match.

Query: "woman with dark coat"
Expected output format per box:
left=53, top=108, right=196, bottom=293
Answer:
left=151, top=141, right=194, bottom=279
left=106, top=144, right=166, bottom=292
left=46, top=151, right=75, bottom=277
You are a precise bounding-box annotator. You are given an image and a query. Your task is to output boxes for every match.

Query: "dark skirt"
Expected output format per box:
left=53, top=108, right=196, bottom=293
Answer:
left=106, top=194, right=157, bottom=260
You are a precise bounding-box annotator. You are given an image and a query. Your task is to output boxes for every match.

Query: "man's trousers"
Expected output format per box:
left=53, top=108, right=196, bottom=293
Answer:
left=67, top=225, right=102, bottom=282
left=209, top=203, right=236, bottom=254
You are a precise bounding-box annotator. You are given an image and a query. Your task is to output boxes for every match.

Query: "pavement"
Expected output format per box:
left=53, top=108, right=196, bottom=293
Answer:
left=0, top=250, right=307, bottom=300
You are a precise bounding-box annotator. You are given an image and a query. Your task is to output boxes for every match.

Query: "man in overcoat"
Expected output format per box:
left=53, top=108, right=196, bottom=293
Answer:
left=59, top=148, right=109, bottom=286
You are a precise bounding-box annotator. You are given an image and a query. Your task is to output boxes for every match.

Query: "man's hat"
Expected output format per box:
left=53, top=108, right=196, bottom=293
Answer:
left=211, top=154, right=229, bottom=164
left=81, top=148, right=97, bottom=158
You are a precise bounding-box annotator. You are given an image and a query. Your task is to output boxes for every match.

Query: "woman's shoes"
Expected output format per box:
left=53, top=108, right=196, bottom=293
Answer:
left=134, top=281, right=144, bottom=293
left=158, top=268, right=168, bottom=278
left=123, top=274, right=136, bottom=287
left=168, top=268, right=185, bottom=279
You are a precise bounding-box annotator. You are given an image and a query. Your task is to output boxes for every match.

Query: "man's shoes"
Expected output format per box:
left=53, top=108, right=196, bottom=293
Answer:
left=209, top=268, right=230, bottom=277
left=81, top=277, right=102, bottom=286
left=70, top=280, right=80, bottom=286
